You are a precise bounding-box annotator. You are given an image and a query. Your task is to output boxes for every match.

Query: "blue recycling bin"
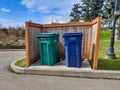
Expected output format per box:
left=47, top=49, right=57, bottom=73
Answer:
left=62, top=32, right=83, bottom=68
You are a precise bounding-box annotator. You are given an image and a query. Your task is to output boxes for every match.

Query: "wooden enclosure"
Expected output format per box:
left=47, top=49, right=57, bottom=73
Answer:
left=25, top=17, right=102, bottom=70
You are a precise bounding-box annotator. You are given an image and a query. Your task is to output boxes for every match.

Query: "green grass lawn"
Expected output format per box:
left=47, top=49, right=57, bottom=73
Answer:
left=100, top=31, right=120, bottom=49
left=100, top=30, right=112, bottom=40
left=15, top=58, right=26, bottom=67
left=99, top=40, right=120, bottom=49
left=98, top=30, right=120, bottom=70
left=98, top=50, right=120, bottom=70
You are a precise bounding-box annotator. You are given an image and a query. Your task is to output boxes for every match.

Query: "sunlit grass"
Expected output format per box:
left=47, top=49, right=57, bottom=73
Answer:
left=98, top=30, right=120, bottom=70
left=15, top=58, right=26, bottom=67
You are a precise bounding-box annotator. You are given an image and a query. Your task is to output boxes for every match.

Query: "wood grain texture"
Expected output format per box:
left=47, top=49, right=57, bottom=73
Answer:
left=25, top=22, right=42, bottom=67
left=42, top=26, right=92, bottom=60
left=25, top=22, right=30, bottom=67
left=28, top=22, right=43, bottom=28
left=29, top=27, right=41, bottom=65
left=43, top=22, right=92, bottom=28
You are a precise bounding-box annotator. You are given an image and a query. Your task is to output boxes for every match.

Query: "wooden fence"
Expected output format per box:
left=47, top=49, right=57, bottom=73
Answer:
left=25, top=17, right=102, bottom=70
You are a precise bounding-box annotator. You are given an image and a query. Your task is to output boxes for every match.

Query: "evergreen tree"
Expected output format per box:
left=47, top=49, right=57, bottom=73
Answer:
left=91, top=0, right=104, bottom=19
left=103, top=0, right=115, bottom=28
left=80, top=0, right=92, bottom=21
left=69, top=4, right=81, bottom=22
left=69, top=0, right=120, bottom=24
left=80, top=0, right=103, bottom=21
left=103, top=0, right=120, bottom=28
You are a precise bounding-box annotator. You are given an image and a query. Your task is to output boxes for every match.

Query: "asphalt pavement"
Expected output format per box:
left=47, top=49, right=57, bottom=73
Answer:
left=0, top=51, right=120, bottom=90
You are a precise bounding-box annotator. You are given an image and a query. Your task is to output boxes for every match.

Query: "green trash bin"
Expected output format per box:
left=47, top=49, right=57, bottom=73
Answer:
left=36, top=33, right=59, bottom=66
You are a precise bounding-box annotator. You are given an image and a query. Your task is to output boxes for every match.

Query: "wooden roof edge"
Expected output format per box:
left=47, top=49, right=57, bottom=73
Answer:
left=92, top=17, right=102, bottom=25
left=25, top=17, right=102, bottom=28
left=25, top=21, right=43, bottom=28
left=42, top=22, right=92, bottom=28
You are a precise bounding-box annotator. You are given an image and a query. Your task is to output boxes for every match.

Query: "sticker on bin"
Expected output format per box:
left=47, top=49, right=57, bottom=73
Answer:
left=41, top=38, right=46, bottom=41
left=54, top=40, right=57, bottom=43
left=69, top=37, right=76, bottom=40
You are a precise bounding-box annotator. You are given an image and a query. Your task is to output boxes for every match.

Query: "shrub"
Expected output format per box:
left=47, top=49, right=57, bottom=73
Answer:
left=0, top=31, right=17, bottom=45
left=0, top=26, right=25, bottom=46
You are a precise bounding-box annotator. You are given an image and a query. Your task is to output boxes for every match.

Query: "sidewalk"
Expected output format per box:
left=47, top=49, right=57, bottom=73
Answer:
left=11, top=58, right=120, bottom=80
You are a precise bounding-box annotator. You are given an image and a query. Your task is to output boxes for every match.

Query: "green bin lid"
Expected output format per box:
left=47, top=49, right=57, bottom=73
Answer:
left=36, top=33, right=59, bottom=37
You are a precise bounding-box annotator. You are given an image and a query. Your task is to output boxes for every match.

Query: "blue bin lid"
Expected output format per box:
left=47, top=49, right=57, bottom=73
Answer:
left=62, top=32, right=83, bottom=37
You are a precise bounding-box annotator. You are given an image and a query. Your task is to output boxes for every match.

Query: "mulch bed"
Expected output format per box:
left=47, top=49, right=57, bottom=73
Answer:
left=0, top=45, right=25, bottom=49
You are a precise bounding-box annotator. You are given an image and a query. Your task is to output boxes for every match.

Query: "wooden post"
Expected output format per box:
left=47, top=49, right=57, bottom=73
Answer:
left=25, top=22, right=30, bottom=67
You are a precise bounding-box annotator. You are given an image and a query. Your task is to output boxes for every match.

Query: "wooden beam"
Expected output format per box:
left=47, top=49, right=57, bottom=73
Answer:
left=28, top=22, right=43, bottom=28
left=92, top=17, right=101, bottom=25
left=89, top=26, right=93, bottom=60
left=25, top=22, right=30, bottom=67
left=93, top=17, right=102, bottom=70
left=42, top=22, right=92, bottom=28
left=25, top=17, right=101, bottom=28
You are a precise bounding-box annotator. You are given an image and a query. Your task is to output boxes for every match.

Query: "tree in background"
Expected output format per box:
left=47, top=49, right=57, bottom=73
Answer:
left=115, top=17, right=120, bottom=40
left=69, top=4, right=81, bottom=22
left=1, top=27, right=8, bottom=34
left=69, top=0, right=120, bottom=28
left=17, top=27, right=25, bottom=38
left=103, top=0, right=115, bottom=28
left=79, top=0, right=92, bottom=21
left=90, top=0, right=104, bottom=20
left=0, top=25, right=25, bottom=46
left=80, top=0, right=103, bottom=21
left=69, top=0, right=104, bottom=22
left=0, top=22, right=2, bottom=29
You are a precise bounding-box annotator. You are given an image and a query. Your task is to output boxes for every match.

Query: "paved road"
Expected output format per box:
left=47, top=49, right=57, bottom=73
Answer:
left=0, top=51, right=120, bottom=90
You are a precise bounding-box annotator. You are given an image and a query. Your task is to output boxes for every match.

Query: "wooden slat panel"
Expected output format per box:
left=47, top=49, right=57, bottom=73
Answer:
left=43, top=22, right=92, bottom=28
left=42, top=26, right=92, bottom=60
left=93, top=17, right=102, bottom=70
left=90, top=23, right=98, bottom=63
left=29, top=27, right=41, bottom=64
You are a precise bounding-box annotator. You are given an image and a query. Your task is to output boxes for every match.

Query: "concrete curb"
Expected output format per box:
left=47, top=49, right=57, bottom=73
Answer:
left=11, top=59, right=120, bottom=79
left=10, top=57, right=26, bottom=74
left=0, top=49, right=26, bottom=51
